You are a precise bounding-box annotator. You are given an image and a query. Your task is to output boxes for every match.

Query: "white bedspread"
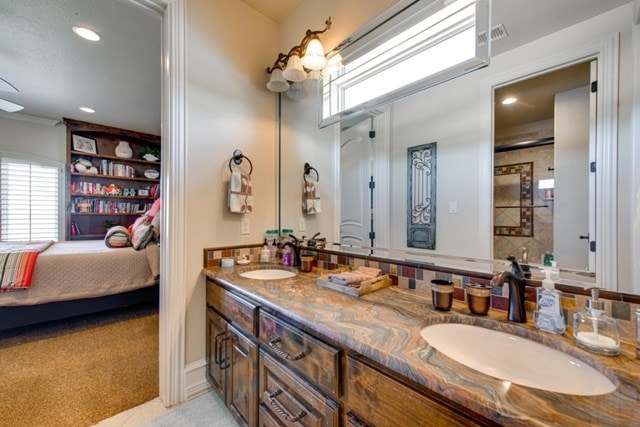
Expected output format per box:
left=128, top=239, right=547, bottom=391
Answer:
left=0, top=240, right=159, bottom=307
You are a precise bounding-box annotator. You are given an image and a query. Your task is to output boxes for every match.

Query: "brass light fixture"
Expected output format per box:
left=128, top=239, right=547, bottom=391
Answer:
left=266, top=18, right=331, bottom=99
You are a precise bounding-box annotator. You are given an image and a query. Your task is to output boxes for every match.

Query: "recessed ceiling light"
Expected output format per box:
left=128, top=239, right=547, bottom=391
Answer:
left=80, top=106, right=95, bottom=113
left=502, top=97, right=517, bottom=105
left=73, top=26, right=101, bottom=41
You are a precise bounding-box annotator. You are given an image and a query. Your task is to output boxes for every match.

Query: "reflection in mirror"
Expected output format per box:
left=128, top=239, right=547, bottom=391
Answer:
left=493, top=61, right=593, bottom=272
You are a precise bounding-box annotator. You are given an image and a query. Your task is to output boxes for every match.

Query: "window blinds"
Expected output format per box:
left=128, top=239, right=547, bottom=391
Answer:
left=0, top=154, right=61, bottom=241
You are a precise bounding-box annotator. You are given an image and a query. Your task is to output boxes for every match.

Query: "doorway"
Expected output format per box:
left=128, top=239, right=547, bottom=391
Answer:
left=492, top=61, right=594, bottom=271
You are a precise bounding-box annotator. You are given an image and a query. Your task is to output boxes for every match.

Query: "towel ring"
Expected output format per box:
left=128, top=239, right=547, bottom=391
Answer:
left=303, top=162, right=319, bottom=183
left=229, top=149, right=253, bottom=175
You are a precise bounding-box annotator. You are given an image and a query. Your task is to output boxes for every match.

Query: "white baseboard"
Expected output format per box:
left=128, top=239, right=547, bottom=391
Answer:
left=185, top=358, right=212, bottom=400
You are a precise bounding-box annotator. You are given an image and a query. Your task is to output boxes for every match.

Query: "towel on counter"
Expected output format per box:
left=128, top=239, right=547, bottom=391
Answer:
left=328, top=266, right=382, bottom=287
left=302, top=179, right=321, bottom=214
left=228, top=172, right=253, bottom=213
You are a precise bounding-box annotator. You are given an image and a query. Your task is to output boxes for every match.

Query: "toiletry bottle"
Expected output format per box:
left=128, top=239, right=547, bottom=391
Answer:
left=260, top=239, right=270, bottom=263
left=281, top=245, right=291, bottom=266
left=573, top=287, right=620, bottom=356
left=269, top=239, right=278, bottom=261
left=533, top=269, right=565, bottom=334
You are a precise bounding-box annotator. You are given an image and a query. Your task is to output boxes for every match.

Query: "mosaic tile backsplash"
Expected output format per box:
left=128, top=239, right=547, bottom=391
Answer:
left=204, top=245, right=639, bottom=342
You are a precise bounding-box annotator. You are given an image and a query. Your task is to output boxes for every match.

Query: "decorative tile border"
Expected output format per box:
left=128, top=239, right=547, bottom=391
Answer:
left=494, top=162, right=534, bottom=237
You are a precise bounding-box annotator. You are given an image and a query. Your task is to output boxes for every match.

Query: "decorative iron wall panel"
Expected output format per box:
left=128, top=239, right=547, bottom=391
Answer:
left=407, top=142, right=436, bottom=249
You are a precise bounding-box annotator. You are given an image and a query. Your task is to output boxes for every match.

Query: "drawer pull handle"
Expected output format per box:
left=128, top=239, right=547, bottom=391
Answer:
left=268, top=337, right=308, bottom=360
left=347, top=411, right=369, bottom=427
left=268, top=389, right=306, bottom=422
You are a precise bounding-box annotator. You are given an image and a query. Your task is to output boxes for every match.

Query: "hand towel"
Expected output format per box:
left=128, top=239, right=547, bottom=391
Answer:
left=302, top=180, right=321, bottom=214
left=328, top=266, right=382, bottom=287
left=228, top=172, right=253, bottom=213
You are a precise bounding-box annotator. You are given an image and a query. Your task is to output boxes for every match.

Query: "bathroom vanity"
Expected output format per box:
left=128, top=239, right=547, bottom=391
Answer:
left=202, top=266, right=639, bottom=426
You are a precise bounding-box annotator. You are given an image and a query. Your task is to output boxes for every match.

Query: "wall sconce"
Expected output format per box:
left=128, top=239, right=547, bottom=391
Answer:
left=266, top=18, right=332, bottom=99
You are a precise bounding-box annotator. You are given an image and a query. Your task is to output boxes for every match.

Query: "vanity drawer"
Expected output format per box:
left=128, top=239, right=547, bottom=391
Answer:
left=259, top=350, right=339, bottom=427
left=206, top=279, right=258, bottom=336
left=258, top=311, right=341, bottom=397
left=345, top=356, right=480, bottom=427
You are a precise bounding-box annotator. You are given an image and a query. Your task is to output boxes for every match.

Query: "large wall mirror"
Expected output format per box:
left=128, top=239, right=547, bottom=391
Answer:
left=278, top=0, right=637, bottom=295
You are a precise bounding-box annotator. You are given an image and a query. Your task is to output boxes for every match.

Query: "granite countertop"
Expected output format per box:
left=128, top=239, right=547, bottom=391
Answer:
left=202, top=265, right=640, bottom=426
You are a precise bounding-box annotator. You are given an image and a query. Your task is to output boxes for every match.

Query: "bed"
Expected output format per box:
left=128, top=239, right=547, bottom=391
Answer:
left=0, top=240, right=160, bottom=331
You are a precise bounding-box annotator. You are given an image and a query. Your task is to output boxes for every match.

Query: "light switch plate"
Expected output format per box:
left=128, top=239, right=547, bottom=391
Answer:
left=241, top=217, right=250, bottom=235
left=299, top=217, right=306, bottom=232
left=448, top=201, right=458, bottom=214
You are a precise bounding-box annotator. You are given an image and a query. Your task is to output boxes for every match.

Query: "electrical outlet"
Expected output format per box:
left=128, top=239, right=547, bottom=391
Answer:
left=299, top=217, right=306, bottom=232
left=241, top=217, right=250, bottom=235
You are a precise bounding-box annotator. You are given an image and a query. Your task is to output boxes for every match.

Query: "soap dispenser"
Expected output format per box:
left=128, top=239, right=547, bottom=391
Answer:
left=533, top=269, right=565, bottom=334
left=573, top=287, right=620, bottom=356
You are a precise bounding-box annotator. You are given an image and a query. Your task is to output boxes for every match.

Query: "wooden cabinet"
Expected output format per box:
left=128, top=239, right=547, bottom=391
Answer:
left=206, top=279, right=485, bottom=427
left=259, top=350, right=339, bottom=427
left=344, top=355, right=480, bottom=427
left=206, top=282, right=259, bottom=427
left=64, top=118, right=160, bottom=240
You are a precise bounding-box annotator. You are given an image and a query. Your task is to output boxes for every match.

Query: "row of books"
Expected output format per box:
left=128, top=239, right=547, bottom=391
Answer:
left=71, top=199, right=153, bottom=214
left=106, top=162, right=136, bottom=178
left=148, top=183, right=160, bottom=198
left=69, top=221, right=83, bottom=235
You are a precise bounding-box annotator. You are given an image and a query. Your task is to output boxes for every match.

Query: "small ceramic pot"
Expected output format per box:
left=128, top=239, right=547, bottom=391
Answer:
left=430, top=279, right=454, bottom=311
left=466, top=283, right=492, bottom=315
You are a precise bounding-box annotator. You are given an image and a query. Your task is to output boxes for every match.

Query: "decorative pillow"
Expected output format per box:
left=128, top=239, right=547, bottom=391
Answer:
left=105, top=225, right=131, bottom=248
left=147, top=198, right=161, bottom=218
left=131, top=219, right=154, bottom=250
left=150, top=211, right=161, bottom=242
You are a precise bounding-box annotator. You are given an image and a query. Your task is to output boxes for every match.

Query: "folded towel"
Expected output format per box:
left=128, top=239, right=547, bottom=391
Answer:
left=302, top=180, right=321, bottom=214
left=328, top=266, right=382, bottom=287
left=228, top=172, right=253, bottom=213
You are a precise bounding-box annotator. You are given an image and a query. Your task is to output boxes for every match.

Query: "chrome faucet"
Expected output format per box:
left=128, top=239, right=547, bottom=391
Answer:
left=491, top=256, right=527, bottom=323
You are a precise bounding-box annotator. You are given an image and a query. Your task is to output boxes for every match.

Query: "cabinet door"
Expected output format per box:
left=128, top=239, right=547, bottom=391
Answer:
left=206, top=309, right=228, bottom=402
left=227, top=323, right=258, bottom=427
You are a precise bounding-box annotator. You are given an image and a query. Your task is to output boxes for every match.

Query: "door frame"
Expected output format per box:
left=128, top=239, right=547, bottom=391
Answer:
left=481, top=34, right=619, bottom=289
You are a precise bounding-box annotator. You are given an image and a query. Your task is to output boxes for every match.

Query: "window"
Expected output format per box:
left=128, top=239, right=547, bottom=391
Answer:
left=320, top=0, right=490, bottom=127
left=0, top=153, right=62, bottom=241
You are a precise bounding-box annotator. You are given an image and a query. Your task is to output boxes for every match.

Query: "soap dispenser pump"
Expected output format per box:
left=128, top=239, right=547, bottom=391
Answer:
left=533, top=269, right=565, bottom=334
left=573, top=287, right=620, bottom=356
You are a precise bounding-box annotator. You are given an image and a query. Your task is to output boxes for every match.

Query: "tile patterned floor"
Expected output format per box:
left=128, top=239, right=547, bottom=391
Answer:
left=94, top=391, right=238, bottom=427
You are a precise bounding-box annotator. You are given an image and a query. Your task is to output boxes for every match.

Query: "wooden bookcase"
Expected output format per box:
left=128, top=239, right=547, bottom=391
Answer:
left=64, top=118, right=161, bottom=241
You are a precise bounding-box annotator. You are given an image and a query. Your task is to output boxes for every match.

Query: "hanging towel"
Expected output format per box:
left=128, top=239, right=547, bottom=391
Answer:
left=228, top=172, right=253, bottom=213
left=302, top=179, right=321, bottom=214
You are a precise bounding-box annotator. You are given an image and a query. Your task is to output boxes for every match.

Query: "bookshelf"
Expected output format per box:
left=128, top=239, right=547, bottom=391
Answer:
left=64, top=118, right=161, bottom=240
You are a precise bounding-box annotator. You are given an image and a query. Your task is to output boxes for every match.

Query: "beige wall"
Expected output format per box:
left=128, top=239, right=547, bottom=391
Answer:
left=0, top=117, right=66, bottom=162
left=184, top=0, right=278, bottom=363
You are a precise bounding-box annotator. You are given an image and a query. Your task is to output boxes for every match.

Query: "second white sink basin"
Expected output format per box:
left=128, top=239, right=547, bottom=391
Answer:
left=239, top=269, right=296, bottom=280
left=420, top=323, right=616, bottom=396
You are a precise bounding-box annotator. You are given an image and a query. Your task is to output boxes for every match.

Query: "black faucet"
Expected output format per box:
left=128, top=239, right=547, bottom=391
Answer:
left=490, top=256, right=527, bottom=323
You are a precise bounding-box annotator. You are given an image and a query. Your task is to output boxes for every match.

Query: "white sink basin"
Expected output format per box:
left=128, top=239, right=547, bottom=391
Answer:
left=420, top=323, right=616, bottom=396
left=239, top=269, right=296, bottom=280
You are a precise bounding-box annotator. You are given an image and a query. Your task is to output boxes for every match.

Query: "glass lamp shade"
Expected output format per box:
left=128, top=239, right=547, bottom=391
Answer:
left=303, top=69, right=322, bottom=93
left=301, top=38, right=327, bottom=70
left=286, top=81, right=307, bottom=100
left=266, top=68, right=290, bottom=92
left=282, top=54, right=307, bottom=82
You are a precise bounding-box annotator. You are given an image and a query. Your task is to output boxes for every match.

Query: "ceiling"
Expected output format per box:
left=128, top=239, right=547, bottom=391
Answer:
left=0, top=0, right=630, bottom=136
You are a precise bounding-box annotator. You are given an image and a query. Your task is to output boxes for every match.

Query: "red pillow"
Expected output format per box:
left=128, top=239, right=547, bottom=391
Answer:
left=147, top=198, right=161, bottom=219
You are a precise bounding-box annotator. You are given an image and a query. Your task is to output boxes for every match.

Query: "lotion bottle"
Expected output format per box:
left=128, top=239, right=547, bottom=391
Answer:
left=260, top=239, right=270, bottom=263
left=533, top=269, right=566, bottom=334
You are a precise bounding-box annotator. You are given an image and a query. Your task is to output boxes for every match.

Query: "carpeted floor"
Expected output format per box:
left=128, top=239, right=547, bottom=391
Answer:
left=0, top=302, right=159, bottom=427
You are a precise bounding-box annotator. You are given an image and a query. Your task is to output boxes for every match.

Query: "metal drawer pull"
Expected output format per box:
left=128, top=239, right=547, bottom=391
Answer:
left=346, top=411, right=369, bottom=427
left=268, top=337, right=308, bottom=360
left=214, top=332, right=226, bottom=364
left=268, top=389, right=306, bottom=422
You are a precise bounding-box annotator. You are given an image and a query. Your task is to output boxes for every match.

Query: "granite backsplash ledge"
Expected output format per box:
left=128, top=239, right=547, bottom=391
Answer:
left=203, top=245, right=640, bottom=342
